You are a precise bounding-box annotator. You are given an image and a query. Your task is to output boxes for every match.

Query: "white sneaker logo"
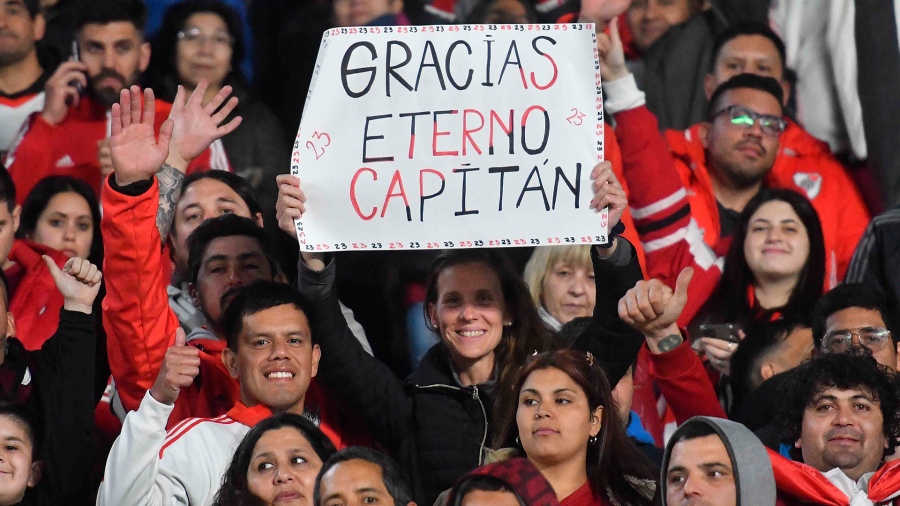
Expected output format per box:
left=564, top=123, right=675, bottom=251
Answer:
left=55, top=155, right=74, bottom=168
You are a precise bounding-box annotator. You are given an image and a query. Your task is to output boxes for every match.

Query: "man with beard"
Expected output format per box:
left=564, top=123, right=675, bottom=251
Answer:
left=0, top=0, right=52, bottom=157
left=4, top=0, right=228, bottom=204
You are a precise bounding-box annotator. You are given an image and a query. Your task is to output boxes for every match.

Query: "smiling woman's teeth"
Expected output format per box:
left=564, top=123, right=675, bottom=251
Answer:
left=458, top=330, right=485, bottom=337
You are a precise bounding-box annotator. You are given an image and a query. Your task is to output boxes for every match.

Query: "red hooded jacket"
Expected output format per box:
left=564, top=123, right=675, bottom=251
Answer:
left=5, top=240, right=70, bottom=350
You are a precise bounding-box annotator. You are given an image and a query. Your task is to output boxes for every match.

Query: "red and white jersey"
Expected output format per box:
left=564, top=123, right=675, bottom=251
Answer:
left=97, top=391, right=264, bottom=506
left=0, top=91, right=44, bottom=155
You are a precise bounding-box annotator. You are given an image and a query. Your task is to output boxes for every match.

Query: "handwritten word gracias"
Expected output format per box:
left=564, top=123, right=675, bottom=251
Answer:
left=340, top=34, right=559, bottom=97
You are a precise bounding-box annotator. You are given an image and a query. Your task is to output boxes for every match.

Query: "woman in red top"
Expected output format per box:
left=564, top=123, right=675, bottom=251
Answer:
left=692, top=188, right=825, bottom=377
left=8, top=176, right=103, bottom=351
left=494, top=349, right=657, bottom=505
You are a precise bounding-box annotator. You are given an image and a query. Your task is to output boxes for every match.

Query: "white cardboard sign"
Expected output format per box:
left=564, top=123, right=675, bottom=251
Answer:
left=291, top=23, right=607, bottom=252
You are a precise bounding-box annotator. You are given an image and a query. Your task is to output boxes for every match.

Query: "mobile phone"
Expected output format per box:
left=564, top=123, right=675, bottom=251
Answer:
left=699, top=323, right=742, bottom=344
left=70, top=40, right=83, bottom=94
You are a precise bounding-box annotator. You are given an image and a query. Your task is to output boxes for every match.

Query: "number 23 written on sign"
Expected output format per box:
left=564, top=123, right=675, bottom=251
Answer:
left=306, top=131, right=331, bottom=160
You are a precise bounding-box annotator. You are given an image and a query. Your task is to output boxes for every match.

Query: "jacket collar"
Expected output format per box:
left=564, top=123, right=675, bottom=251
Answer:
left=406, top=344, right=458, bottom=387
left=226, top=401, right=273, bottom=427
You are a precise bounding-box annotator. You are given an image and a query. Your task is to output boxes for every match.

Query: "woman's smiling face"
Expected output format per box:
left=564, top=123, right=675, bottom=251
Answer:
left=429, top=262, right=509, bottom=371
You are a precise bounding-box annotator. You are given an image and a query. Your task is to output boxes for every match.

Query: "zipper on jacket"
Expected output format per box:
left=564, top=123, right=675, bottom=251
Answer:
left=415, top=382, right=490, bottom=466
left=471, top=385, right=488, bottom=466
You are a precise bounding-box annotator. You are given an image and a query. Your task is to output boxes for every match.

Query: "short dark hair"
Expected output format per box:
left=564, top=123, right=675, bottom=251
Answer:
left=21, top=0, right=40, bottom=18
left=0, top=402, right=39, bottom=456
left=710, top=22, right=787, bottom=73
left=669, top=418, right=719, bottom=445
left=730, top=318, right=809, bottom=396
left=176, top=171, right=263, bottom=236
left=0, top=166, right=16, bottom=213
left=314, top=447, right=412, bottom=505
left=18, top=176, right=104, bottom=266
left=220, top=281, right=314, bottom=351
left=811, top=283, right=900, bottom=348
left=776, top=349, right=900, bottom=457
left=186, top=214, right=279, bottom=286
left=707, top=73, right=785, bottom=118
left=214, top=413, right=336, bottom=506
left=76, top=0, right=148, bottom=33
left=449, top=475, right=527, bottom=506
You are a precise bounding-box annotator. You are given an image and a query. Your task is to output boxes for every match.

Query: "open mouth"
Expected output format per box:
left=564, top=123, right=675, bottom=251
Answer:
left=266, top=371, right=295, bottom=379
left=457, top=330, right=486, bottom=338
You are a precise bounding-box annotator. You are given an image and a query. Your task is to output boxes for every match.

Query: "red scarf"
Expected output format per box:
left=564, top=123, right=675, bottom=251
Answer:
left=769, top=448, right=900, bottom=505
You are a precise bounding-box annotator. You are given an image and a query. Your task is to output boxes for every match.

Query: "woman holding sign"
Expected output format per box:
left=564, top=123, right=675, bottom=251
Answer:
left=276, top=162, right=646, bottom=505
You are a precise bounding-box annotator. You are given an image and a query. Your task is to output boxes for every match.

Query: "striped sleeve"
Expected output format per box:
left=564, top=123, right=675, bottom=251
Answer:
left=613, top=105, right=722, bottom=324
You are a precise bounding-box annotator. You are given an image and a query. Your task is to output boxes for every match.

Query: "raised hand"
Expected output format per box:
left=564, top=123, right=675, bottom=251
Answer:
left=618, top=267, right=693, bottom=343
left=43, top=256, right=103, bottom=314
left=275, top=174, right=307, bottom=237
left=149, top=328, right=200, bottom=406
left=98, top=139, right=114, bottom=177
left=109, top=86, right=174, bottom=186
left=578, top=0, right=627, bottom=28
left=166, top=80, right=242, bottom=169
left=590, top=160, right=627, bottom=232
left=596, top=16, right=629, bottom=82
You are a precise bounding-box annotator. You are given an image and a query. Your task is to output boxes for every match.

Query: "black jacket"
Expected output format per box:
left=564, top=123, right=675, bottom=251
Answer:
left=846, top=207, right=900, bottom=308
left=298, top=243, right=644, bottom=505
left=14, top=309, right=96, bottom=505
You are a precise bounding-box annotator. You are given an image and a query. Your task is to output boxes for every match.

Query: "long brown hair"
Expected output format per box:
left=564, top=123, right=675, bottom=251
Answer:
left=424, top=249, right=554, bottom=387
left=494, top=350, right=658, bottom=505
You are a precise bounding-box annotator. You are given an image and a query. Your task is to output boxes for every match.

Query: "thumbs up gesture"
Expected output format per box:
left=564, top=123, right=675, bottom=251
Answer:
left=149, top=328, right=200, bottom=405
left=618, top=267, right=693, bottom=342
left=43, top=255, right=102, bottom=314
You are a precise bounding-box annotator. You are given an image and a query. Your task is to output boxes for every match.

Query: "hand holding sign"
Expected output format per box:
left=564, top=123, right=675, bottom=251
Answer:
left=276, top=174, right=307, bottom=237
left=590, top=161, right=626, bottom=231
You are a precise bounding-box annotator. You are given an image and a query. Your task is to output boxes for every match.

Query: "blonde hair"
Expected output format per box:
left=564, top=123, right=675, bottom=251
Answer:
left=522, top=246, right=592, bottom=309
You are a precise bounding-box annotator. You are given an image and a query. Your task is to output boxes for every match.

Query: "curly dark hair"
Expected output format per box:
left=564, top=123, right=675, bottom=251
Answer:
left=776, top=347, right=900, bottom=457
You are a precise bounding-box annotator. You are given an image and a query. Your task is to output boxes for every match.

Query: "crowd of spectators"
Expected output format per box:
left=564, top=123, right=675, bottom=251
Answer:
left=0, top=0, right=899, bottom=504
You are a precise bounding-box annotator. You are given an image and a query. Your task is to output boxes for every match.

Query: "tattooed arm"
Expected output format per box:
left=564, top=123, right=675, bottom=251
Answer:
left=155, top=163, right=185, bottom=239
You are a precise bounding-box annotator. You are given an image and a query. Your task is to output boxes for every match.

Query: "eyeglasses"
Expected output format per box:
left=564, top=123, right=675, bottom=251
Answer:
left=821, top=327, right=892, bottom=354
left=177, top=27, right=234, bottom=49
left=710, top=105, right=787, bottom=136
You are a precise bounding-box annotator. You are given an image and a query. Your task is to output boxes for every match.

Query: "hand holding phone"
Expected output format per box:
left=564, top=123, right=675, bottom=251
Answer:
left=41, top=47, right=88, bottom=125
left=699, top=323, right=742, bottom=344
left=69, top=40, right=84, bottom=95
left=697, top=323, right=743, bottom=376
